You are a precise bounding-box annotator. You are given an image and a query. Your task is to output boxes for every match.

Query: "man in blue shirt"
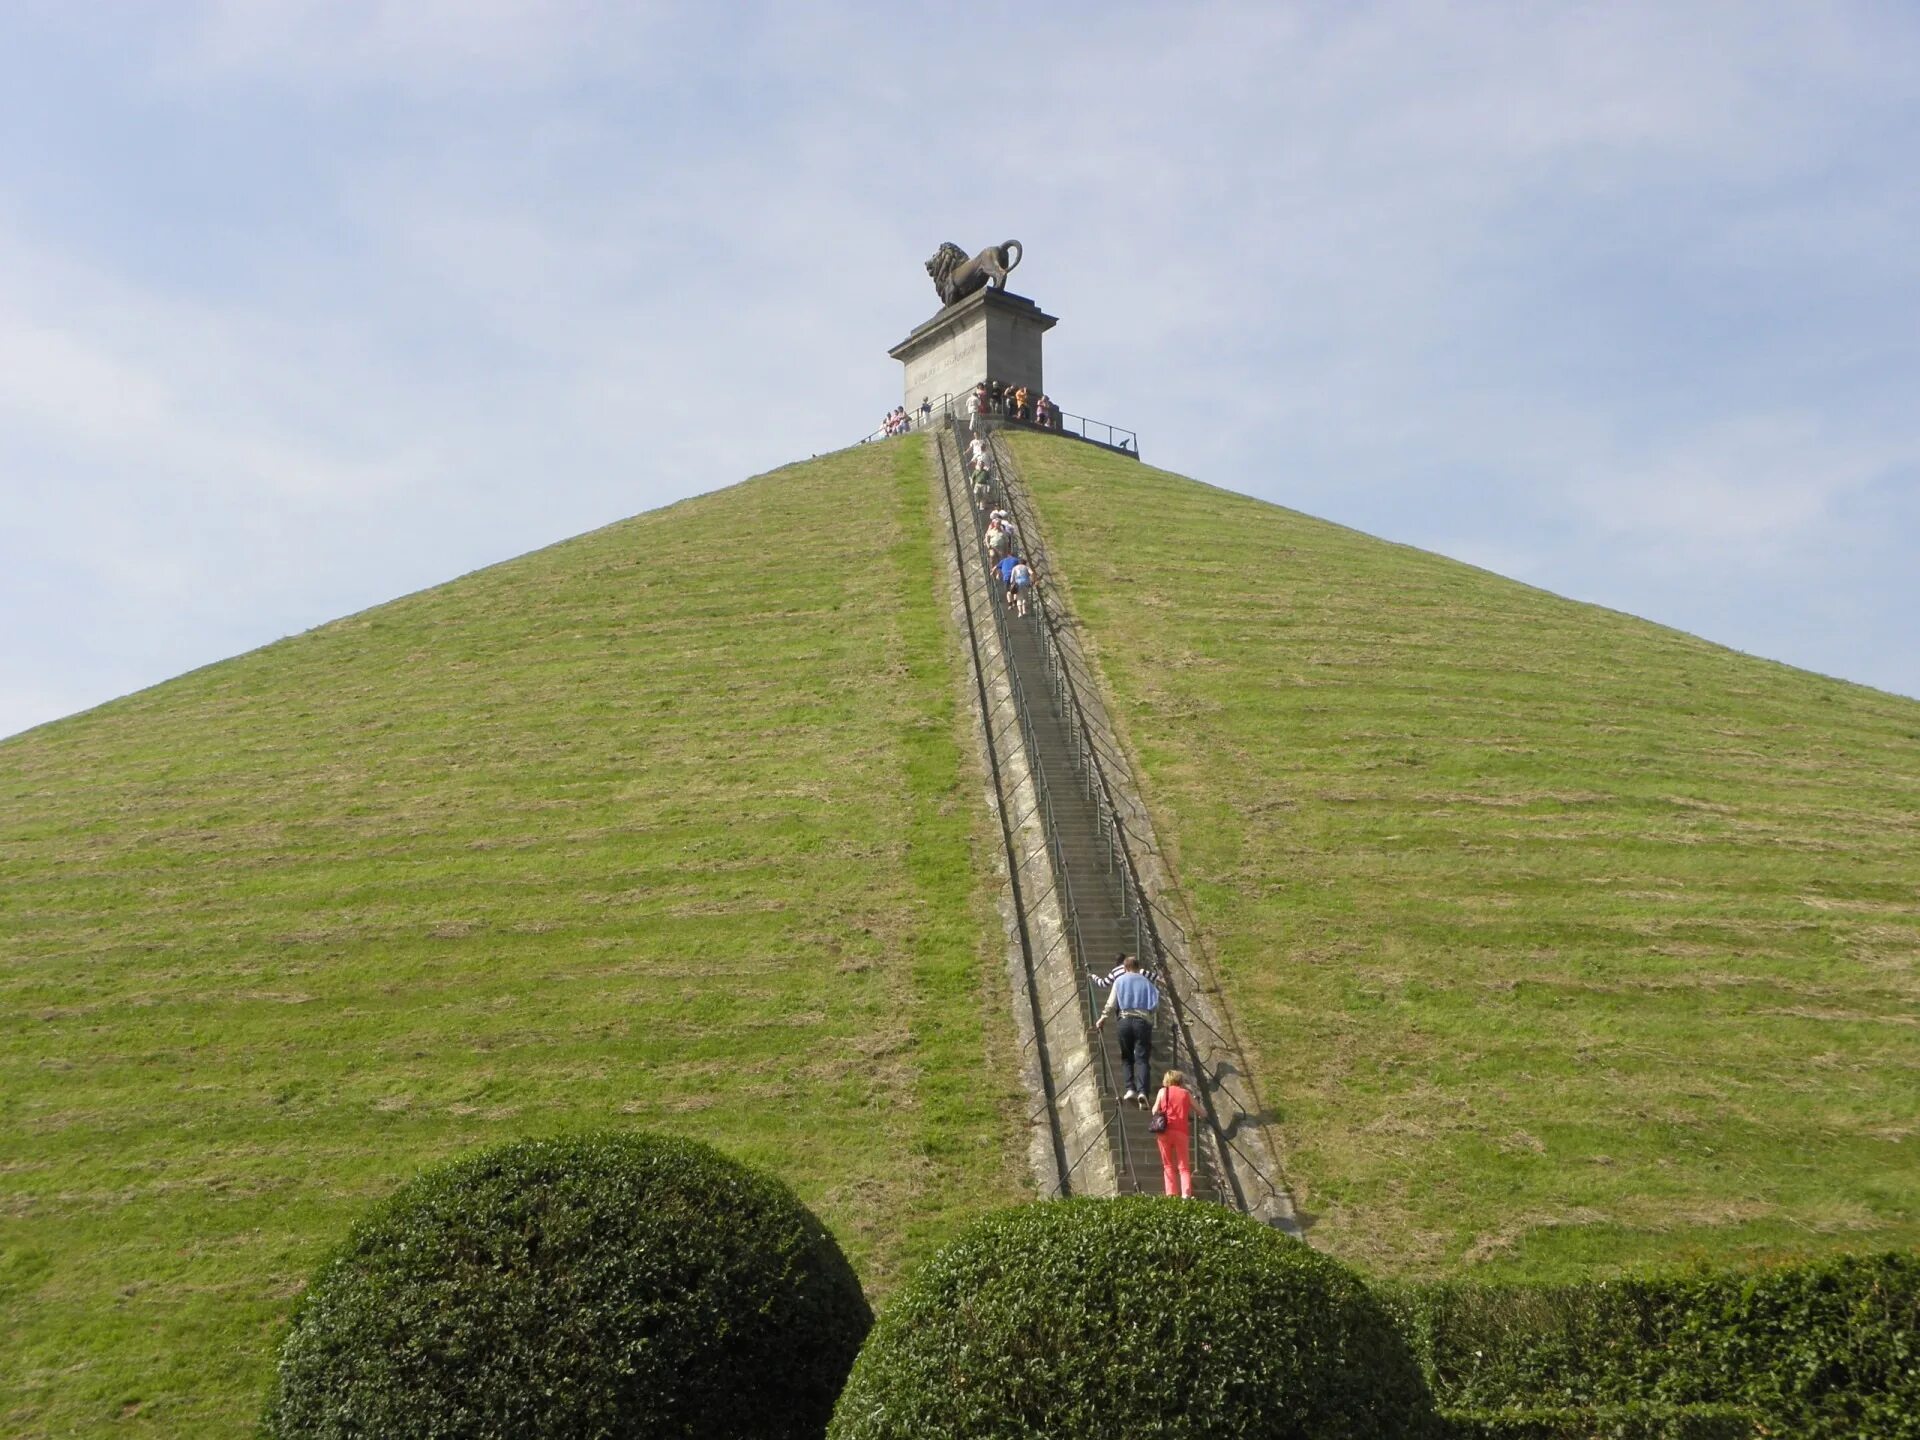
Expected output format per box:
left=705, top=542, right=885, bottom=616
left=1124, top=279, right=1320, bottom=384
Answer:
left=995, top=551, right=1021, bottom=599
left=1095, top=953, right=1160, bottom=1104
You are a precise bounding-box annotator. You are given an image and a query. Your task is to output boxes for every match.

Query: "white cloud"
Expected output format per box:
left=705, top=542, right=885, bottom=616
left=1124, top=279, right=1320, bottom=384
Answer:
left=0, top=305, right=437, bottom=509
left=165, top=0, right=659, bottom=93
left=1565, top=416, right=1909, bottom=566
left=0, top=221, right=419, bottom=474
left=2, top=0, right=1917, bottom=742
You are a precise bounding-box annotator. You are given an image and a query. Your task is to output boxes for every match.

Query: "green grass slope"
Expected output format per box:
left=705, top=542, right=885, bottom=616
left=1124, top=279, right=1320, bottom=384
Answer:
left=0, top=439, right=1025, bottom=1438
left=1008, top=431, right=1920, bottom=1281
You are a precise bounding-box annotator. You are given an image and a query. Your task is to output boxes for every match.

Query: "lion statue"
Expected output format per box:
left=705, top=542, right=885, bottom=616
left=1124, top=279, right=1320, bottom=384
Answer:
left=926, top=240, right=1024, bottom=307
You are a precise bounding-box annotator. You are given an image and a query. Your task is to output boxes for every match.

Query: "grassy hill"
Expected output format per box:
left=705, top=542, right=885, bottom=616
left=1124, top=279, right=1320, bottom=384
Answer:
left=8, top=422, right=1917, bottom=1435
left=1006, top=430, right=1920, bottom=1281
left=0, top=439, right=1026, bottom=1438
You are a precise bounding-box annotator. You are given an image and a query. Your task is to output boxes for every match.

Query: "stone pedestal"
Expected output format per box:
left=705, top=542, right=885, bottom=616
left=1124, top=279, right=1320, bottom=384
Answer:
left=889, top=287, right=1058, bottom=416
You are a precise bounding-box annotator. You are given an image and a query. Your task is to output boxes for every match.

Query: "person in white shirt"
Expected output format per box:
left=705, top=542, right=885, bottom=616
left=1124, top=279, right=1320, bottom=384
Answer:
left=968, top=437, right=993, bottom=509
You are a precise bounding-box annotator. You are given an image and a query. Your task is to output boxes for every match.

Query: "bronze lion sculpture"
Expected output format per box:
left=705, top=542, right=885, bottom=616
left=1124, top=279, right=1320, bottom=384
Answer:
left=926, top=240, right=1024, bottom=307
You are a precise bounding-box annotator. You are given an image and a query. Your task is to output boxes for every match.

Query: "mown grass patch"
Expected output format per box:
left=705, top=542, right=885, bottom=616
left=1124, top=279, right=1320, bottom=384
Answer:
left=1007, top=430, right=1920, bottom=1280
left=0, top=438, right=1026, bottom=1437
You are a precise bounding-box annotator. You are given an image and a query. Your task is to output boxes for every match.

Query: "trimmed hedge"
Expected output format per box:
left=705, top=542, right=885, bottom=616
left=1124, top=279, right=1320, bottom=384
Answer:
left=263, top=1131, right=872, bottom=1439
left=1439, top=1405, right=1755, bottom=1439
left=829, top=1196, right=1438, bottom=1439
left=1387, top=1250, right=1919, bottom=1439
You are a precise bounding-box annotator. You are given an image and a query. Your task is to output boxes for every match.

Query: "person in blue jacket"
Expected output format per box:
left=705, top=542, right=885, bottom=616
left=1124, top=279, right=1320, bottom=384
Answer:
left=1095, top=953, right=1160, bottom=1104
left=995, top=551, right=1021, bottom=604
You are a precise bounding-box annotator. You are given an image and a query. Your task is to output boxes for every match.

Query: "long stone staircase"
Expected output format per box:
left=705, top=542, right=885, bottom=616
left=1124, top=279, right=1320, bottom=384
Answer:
left=993, top=561, right=1223, bottom=1201
left=934, top=416, right=1227, bottom=1203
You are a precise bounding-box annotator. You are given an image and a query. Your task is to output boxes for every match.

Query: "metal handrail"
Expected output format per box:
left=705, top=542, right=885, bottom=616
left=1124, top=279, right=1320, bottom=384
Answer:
left=958, top=418, right=1301, bottom=1212
left=947, top=414, right=1178, bottom=1196
left=998, top=461, right=1219, bottom=1022
left=938, top=420, right=1182, bottom=1201
left=929, top=418, right=1072, bottom=1192
left=1002, top=410, right=1138, bottom=454
left=952, top=430, right=1142, bottom=1192
left=982, top=428, right=1294, bottom=1215
left=1017, top=506, right=1291, bottom=1213
left=872, top=393, right=1140, bottom=458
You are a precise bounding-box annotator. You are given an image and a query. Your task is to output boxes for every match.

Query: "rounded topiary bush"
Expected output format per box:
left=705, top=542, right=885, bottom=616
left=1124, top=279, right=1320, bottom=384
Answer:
left=829, top=1197, right=1437, bottom=1440
left=264, top=1131, right=871, bottom=1440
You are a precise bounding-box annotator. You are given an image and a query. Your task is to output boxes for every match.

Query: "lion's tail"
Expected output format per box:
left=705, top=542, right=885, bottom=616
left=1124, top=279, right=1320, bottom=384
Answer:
left=1001, top=240, right=1024, bottom=275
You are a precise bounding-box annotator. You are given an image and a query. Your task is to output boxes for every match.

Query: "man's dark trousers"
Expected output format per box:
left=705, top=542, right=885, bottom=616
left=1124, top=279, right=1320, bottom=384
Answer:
left=1117, top=1016, right=1153, bottom=1096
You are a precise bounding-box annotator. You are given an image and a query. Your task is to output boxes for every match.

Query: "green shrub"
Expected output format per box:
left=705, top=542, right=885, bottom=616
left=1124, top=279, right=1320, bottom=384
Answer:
left=1438, top=1404, right=1755, bottom=1439
left=264, top=1131, right=872, bottom=1439
left=1387, top=1251, right=1919, bottom=1439
left=829, top=1196, right=1437, bottom=1439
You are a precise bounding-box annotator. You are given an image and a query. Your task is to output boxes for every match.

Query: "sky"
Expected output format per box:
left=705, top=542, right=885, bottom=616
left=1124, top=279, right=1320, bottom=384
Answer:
left=3, top=1, right=1917, bottom=740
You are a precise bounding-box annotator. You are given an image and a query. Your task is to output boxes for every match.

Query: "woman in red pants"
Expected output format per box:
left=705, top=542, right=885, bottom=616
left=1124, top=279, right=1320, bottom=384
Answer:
left=1151, top=1069, right=1200, bottom=1198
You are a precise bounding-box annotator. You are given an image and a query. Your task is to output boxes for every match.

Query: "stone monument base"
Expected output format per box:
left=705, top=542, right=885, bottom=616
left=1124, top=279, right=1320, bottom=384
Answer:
left=889, top=287, right=1058, bottom=416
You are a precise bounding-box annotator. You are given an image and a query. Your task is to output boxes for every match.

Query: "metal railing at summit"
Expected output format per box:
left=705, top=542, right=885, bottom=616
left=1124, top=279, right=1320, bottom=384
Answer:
left=862, top=393, right=1141, bottom=458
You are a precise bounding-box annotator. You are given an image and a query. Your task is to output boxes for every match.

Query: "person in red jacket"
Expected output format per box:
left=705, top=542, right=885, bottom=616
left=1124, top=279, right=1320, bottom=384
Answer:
left=1151, top=1069, right=1200, bottom=1198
